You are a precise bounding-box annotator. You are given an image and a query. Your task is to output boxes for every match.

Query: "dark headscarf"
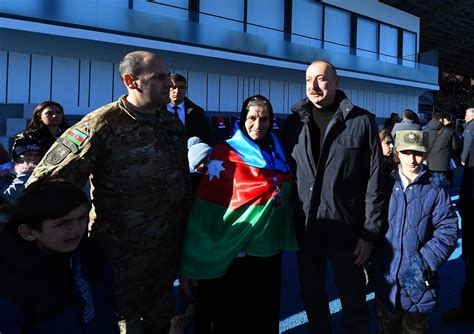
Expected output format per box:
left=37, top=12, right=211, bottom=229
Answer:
left=239, top=95, right=274, bottom=150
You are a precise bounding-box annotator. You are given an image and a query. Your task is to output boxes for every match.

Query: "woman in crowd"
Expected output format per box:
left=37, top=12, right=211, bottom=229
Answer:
left=379, top=128, right=397, bottom=177
left=180, top=95, right=297, bottom=334
left=12, top=100, right=69, bottom=157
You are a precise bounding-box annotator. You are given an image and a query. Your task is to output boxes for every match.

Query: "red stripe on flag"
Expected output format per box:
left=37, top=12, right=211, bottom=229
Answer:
left=67, top=130, right=85, bottom=143
left=196, top=144, right=291, bottom=210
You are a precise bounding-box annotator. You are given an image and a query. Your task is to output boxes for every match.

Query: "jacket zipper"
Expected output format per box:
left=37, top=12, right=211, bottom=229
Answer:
left=395, top=180, right=408, bottom=296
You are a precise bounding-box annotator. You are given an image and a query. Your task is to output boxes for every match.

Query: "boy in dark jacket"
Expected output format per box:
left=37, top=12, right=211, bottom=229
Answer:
left=0, top=137, right=42, bottom=205
left=372, top=130, right=458, bottom=333
left=0, top=179, right=119, bottom=334
left=0, top=137, right=43, bottom=230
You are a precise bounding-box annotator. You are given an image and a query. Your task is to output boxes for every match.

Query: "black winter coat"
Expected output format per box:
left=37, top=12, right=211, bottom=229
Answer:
left=183, top=97, right=213, bottom=145
left=281, top=91, right=384, bottom=252
left=12, top=126, right=63, bottom=158
left=424, top=119, right=458, bottom=172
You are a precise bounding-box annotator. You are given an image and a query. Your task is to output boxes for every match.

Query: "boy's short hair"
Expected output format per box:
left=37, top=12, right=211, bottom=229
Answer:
left=7, top=179, right=89, bottom=233
left=395, top=130, right=427, bottom=153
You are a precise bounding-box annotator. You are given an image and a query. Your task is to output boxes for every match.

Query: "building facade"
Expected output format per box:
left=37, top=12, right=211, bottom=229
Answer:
left=0, top=0, right=438, bottom=147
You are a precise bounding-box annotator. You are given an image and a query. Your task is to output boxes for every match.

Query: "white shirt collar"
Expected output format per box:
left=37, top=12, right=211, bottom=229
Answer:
left=398, top=166, right=410, bottom=191
left=398, top=165, right=424, bottom=191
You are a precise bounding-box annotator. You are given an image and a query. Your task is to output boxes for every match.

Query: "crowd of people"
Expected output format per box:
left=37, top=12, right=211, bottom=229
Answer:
left=0, top=50, right=472, bottom=334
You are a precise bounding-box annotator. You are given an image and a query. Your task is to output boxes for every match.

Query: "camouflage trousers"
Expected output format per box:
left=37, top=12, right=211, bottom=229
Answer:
left=375, top=299, right=429, bottom=334
left=113, top=244, right=181, bottom=334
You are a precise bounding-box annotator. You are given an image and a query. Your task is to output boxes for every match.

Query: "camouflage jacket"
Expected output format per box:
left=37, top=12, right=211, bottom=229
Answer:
left=28, top=96, right=192, bottom=259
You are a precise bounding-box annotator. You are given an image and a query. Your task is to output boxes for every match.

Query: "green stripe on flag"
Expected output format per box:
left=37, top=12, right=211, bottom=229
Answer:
left=65, top=133, right=82, bottom=146
left=181, top=182, right=297, bottom=279
left=71, top=129, right=88, bottom=141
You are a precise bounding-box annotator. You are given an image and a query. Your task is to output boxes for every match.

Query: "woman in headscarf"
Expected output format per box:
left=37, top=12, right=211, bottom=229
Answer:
left=180, top=95, right=297, bottom=334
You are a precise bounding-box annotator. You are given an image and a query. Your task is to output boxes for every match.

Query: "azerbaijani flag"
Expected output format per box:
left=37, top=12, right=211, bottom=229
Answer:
left=65, top=129, right=88, bottom=146
left=180, top=129, right=298, bottom=279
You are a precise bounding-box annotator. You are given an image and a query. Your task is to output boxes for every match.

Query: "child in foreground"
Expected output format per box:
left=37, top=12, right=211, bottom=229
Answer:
left=0, top=179, right=118, bottom=333
left=169, top=136, right=214, bottom=334
left=372, top=130, right=458, bottom=333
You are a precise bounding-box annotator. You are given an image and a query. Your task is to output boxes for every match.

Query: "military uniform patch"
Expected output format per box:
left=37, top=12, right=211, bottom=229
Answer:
left=404, top=131, right=420, bottom=144
left=65, top=128, right=88, bottom=147
left=45, top=142, right=72, bottom=165
left=57, top=137, right=79, bottom=154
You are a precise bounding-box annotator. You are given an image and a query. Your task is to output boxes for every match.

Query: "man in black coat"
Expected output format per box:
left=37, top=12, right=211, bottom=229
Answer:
left=444, top=107, right=474, bottom=324
left=424, top=111, right=458, bottom=184
left=166, top=73, right=213, bottom=144
left=281, top=60, right=384, bottom=334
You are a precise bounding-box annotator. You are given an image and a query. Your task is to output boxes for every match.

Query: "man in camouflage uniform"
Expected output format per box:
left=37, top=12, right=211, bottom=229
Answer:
left=27, top=51, right=191, bottom=334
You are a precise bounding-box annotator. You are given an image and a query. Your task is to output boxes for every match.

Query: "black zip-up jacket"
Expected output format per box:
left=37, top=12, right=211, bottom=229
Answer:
left=281, top=91, right=384, bottom=252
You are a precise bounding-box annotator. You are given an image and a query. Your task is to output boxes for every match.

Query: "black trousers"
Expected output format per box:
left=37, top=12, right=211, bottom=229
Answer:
left=196, top=254, right=281, bottom=334
left=298, top=249, right=370, bottom=334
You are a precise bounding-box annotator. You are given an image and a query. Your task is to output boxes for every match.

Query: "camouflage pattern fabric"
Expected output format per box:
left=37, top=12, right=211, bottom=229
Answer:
left=27, top=96, right=192, bottom=332
left=375, top=299, right=429, bottom=334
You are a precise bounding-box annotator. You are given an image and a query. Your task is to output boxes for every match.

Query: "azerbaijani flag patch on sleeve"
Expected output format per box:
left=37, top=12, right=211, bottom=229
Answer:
left=65, top=128, right=88, bottom=147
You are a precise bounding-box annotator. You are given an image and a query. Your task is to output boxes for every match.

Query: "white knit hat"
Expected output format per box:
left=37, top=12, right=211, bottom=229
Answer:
left=187, top=137, right=213, bottom=170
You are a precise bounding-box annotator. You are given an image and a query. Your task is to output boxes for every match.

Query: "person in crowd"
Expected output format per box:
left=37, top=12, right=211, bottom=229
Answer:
left=378, top=129, right=398, bottom=201
left=377, top=128, right=397, bottom=227
left=0, top=179, right=119, bottom=333
left=187, top=136, right=213, bottom=193
left=181, top=94, right=297, bottom=333
left=168, top=136, right=214, bottom=334
left=167, top=73, right=213, bottom=144
left=12, top=100, right=69, bottom=157
left=391, top=109, right=421, bottom=139
left=383, top=112, right=400, bottom=131
left=424, top=111, right=459, bottom=185
left=0, top=138, right=42, bottom=230
left=0, top=137, right=42, bottom=205
left=379, top=129, right=397, bottom=177
left=444, top=107, right=474, bottom=324
left=281, top=60, right=384, bottom=334
left=372, top=130, right=458, bottom=333
left=26, top=51, right=191, bottom=334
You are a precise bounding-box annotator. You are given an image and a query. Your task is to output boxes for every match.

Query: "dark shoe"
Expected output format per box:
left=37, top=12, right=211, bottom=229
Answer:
left=443, top=307, right=474, bottom=323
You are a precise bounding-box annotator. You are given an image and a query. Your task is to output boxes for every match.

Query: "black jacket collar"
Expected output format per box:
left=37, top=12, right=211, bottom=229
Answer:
left=291, top=90, right=353, bottom=123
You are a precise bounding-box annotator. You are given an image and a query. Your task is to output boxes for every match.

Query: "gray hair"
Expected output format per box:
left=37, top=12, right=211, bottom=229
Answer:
left=119, top=51, right=147, bottom=79
left=466, top=108, right=474, bottom=116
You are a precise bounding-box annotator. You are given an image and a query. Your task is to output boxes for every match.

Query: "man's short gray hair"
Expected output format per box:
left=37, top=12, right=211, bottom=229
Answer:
left=466, top=108, right=474, bottom=116
left=119, top=51, right=146, bottom=79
